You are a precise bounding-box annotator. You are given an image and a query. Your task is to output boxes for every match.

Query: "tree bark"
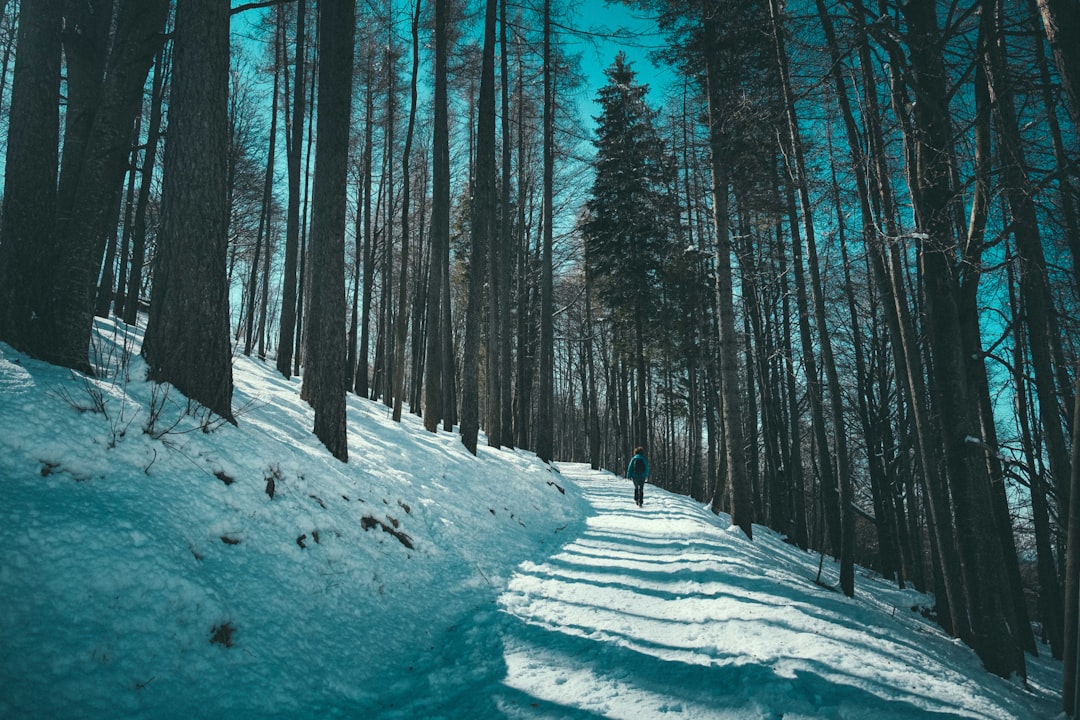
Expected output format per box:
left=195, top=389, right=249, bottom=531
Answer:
left=246, top=23, right=281, bottom=357
left=461, top=0, right=498, bottom=454
left=0, top=0, right=62, bottom=361
left=123, top=42, right=167, bottom=326
left=142, top=0, right=233, bottom=423
left=393, top=0, right=421, bottom=423
left=703, top=31, right=752, bottom=539
left=60, top=0, right=168, bottom=370
left=769, top=0, right=852, bottom=593
left=276, top=0, right=306, bottom=379
left=1036, top=0, right=1080, bottom=130
left=424, top=0, right=449, bottom=433
left=900, top=0, right=1024, bottom=679
left=1064, top=364, right=1080, bottom=714
left=498, top=0, right=515, bottom=448
left=536, top=0, right=555, bottom=462
left=299, top=0, right=354, bottom=462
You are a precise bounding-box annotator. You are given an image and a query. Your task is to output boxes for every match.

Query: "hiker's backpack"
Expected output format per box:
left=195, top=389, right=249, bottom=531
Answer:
left=631, top=456, right=645, bottom=478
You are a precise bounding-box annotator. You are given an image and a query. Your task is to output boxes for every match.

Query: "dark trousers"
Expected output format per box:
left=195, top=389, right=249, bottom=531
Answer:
left=633, top=481, right=644, bottom=505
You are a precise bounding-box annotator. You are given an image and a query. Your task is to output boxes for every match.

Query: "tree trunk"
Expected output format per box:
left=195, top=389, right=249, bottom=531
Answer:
left=276, top=0, right=306, bottom=379
left=424, top=0, right=449, bottom=433
left=0, top=0, right=62, bottom=361
left=535, top=0, right=555, bottom=462
left=1063, top=363, right=1080, bottom=714
left=484, top=0, right=504, bottom=450
left=769, top=0, right=851, bottom=592
left=110, top=111, right=141, bottom=318
left=299, top=0, right=354, bottom=461
left=56, top=0, right=168, bottom=372
left=246, top=30, right=281, bottom=357
left=375, top=43, right=396, bottom=407
left=852, top=0, right=965, bottom=635
left=900, top=0, right=1024, bottom=679
left=703, top=34, right=752, bottom=539
left=393, top=0, right=421, bottom=423
left=461, top=0, right=497, bottom=454
left=1036, top=0, right=1080, bottom=129
left=1011, top=258, right=1063, bottom=658
left=356, top=47, right=376, bottom=397
left=124, top=42, right=167, bottom=327
left=142, top=0, right=233, bottom=423
left=498, top=0, right=515, bottom=448
left=985, top=0, right=1073, bottom=521
left=967, top=1, right=1037, bottom=656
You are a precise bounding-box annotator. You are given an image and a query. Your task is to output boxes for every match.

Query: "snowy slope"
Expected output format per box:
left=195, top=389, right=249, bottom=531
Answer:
left=0, top=318, right=1064, bottom=719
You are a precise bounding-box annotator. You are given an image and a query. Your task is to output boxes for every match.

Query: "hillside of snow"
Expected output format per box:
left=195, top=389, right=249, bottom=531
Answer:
left=0, top=318, right=1065, bottom=718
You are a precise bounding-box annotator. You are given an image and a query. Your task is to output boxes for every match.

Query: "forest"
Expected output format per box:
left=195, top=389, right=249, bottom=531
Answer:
left=0, top=0, right=1077, bottom=712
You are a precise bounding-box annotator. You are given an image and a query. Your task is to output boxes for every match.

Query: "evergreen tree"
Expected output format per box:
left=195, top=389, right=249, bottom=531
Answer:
left=581, top=52, right=675, bottom=450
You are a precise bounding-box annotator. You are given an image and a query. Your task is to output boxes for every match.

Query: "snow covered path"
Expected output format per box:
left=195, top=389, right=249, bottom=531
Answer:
left=395, top=463, right=1055, bottom=719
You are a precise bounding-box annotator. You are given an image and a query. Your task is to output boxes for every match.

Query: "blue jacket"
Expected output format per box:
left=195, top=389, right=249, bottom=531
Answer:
left=626, top=454, right=650, bottom=483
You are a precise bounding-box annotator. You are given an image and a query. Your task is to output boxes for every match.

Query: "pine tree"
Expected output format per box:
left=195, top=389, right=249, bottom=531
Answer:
left=582, top=52, right=674, bottom=452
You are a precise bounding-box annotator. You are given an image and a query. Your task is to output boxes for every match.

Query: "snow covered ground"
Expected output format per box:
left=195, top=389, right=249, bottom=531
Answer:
left=0, top=318, right=1065, bottom=718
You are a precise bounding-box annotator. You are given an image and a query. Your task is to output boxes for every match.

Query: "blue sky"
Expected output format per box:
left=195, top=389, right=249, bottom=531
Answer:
left=569, top=0, right=675, bottom=117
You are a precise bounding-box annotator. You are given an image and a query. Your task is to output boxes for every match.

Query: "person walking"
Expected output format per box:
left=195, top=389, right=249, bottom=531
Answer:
left=625, top=446, right=650, bottom=507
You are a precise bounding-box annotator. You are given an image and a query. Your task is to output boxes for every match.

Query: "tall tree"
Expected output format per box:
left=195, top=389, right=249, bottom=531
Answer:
left=424, top=0, right=450, bottom=433
left=702, top=6, right=754, bottom=539
left=484, top=0, right=504, bottom=450
left=142, top=0, right=234, bottom=423
left=58, top=0, right=169, bottom=370
left=393, top=0, right=421, bottom=423
left=276, top=0, right=308, bottom=379
left=1067, top=372, right=1080, bottom=715
left=497, top=0, right=515, bottom=448
left=581, top=53, right=672, bottom=455
left=300, top=0, right=355, bottom=462
left=123, top=41, right=168, bottom=326
left=979, top=0, right=1060, bottom=656
left=536, top=0, right=555, bottom=462
left=1047, top=0, right=1080, bottom=703
left=768, top=0, right=854, bottom=596
left=355, top=44, right=376, bottom=398
left=461, top=0, right=498, bottom=454
left=1035, top=0, right=1080, bottom=129
left=0, top=0, right=62, bottom=362
left=244, top=12, right=282, bottom=358
left=1, top=0, right=166, bottom=373
left=898, top=0, right=1024, bottom=679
